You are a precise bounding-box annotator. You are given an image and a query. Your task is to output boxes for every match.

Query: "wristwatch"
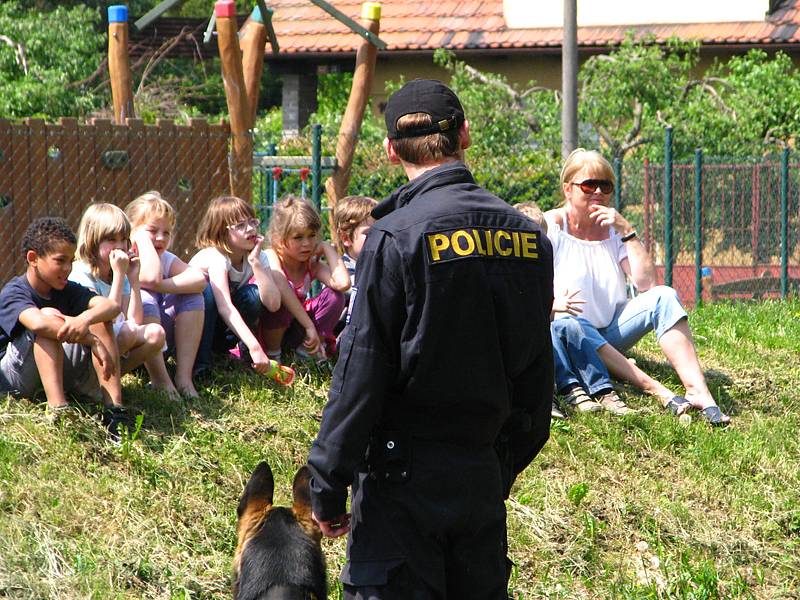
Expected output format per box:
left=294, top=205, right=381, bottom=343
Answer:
left=620, top=230, right=637, bottom=242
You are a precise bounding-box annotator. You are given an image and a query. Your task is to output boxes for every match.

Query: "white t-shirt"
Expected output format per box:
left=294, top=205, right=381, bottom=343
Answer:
left=545, top=211, right=629, bottom=329
left=189, top=247, right=271, bottom=289
left=69, top=260, right=130, bottom=324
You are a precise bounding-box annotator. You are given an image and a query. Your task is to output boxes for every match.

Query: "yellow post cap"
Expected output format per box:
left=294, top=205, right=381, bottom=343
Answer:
left=361, top=2, right=381, bottom=21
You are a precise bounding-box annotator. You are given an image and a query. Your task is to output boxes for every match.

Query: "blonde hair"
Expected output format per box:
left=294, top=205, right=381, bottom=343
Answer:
left=559, top=148, right=615, bottom=201
left=333, top=195, right=377, bottom=254
left=124, top=191, right=176, bottom=229
left=268, top=196, right=321, bottom=255
left=515, top=201, right=547, bottom=234
left=391, top=113, right=462, bottom=164
left=76, top=203, right=131, bottom=276
left=196, top=196, right=256, bottom=255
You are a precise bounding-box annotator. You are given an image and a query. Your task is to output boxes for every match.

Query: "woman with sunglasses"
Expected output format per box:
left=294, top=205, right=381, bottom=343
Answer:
left=543, top=148, right=730, bottom=426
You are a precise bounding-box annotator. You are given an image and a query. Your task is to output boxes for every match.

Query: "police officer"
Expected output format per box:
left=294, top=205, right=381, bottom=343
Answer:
left=307, top=79, right=554, bottom=599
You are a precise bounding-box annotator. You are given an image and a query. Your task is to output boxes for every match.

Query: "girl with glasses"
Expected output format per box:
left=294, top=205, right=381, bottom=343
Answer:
left=190, top=196, right=293, bottom=384
left=543, top=149, right=730, bottom=426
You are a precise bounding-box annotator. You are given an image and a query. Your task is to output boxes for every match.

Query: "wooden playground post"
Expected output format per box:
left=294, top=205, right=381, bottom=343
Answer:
left=108, top=5, right=135, bottom=124
left=324, top=2, right=381, bottom=224
left=240, top=6, right=269, bottom=128
left=216, top=0, right=253, bottom=201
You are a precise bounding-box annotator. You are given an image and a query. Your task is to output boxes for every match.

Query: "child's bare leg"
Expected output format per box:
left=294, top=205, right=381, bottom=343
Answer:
left=119, top=323, right=166, bottom=374
left=32, top=335, right=68, bottom=409
left=597, top=343, right=675, bottom=406
left=90, top=322, right=124, bottom=408
left=262, top=327, right=287, bottom=356
left=141, top=315, right=180, bottom=401
left=173, top=310, right=203, bottom=398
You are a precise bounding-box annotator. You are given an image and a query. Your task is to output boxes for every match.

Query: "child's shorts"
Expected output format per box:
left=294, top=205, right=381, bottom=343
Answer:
left=141, top=290, right=203, bottom=350
left=0, top=331, right=101, bottom=401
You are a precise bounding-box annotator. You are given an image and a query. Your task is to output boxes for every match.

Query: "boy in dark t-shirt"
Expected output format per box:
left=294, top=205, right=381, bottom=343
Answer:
left=0, top=217, right=127, bottom=436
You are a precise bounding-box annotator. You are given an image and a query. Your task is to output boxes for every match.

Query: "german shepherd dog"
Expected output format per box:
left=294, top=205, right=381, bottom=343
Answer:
left=234, top=462, right=327, bottom=600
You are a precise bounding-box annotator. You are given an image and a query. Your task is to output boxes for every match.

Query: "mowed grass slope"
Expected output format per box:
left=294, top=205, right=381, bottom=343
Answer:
left=1, top=300, right=799, bottom=599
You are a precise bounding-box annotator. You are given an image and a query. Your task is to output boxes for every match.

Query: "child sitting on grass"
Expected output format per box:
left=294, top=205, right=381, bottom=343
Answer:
left=190, top=196, right=293, bottom=385
left=125, top=192, right=206, bottom=400
left=0, top=217, right=127, bottom=438
left=70, top=203, right=166, bottom=375
left=259, top=196, right=350, bottom=361
left=331, top=195, right=377, bottom=335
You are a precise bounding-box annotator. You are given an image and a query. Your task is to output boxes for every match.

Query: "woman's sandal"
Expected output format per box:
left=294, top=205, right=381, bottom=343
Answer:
left=266, top=360, right=296, bottom=386
left=699, top=405, right=730, bottom=427
left=665, top=396, right=691, bottom=415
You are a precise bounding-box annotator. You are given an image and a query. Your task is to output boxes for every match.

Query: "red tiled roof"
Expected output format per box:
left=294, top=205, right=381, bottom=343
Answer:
left=264, top=0, right=800, bottom=53
left=129, top=1, right=800, bottom=58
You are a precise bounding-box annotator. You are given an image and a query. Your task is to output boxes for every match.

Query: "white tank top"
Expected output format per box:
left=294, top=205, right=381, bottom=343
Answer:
left=545, top=209, right=629, bottom=329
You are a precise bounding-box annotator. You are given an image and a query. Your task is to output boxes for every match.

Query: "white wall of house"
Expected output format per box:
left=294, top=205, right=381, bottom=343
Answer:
left=503, top=0, right=769, bottom=28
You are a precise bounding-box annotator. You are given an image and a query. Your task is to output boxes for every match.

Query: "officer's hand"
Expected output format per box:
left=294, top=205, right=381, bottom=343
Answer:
left=312, top=511, right=351, bottom=538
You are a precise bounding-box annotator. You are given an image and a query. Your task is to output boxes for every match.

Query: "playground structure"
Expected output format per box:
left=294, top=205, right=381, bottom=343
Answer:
left=0, top=0, right=384, bottom=284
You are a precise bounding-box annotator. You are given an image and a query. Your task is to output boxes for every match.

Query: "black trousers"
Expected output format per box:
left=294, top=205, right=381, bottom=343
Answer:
left=341, top=439, right=509, bottom=600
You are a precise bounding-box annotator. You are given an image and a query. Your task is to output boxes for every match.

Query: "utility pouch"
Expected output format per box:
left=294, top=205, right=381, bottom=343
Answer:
left=367, top=430, right=411, bottom=484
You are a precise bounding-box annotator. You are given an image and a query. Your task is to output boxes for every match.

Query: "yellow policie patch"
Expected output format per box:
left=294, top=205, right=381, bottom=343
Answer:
left=426, top=227, right=540, bottom=264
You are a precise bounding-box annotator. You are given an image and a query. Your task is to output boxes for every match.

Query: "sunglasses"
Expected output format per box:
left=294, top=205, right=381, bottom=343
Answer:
left=228, top=218, right=260, bottom=234
left=570, top=179, right=614, bottom=195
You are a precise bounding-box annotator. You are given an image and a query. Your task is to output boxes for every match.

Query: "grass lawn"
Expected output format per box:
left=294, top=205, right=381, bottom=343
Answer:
left=1, top=300, right=799, bottom=599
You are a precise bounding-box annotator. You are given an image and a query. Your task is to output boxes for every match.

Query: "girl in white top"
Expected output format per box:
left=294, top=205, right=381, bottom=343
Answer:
left=190, top=196, right=292, bottom=383
left=544, top=149, right=730, bottom=425
left=70, top=203, right=166, bottom=375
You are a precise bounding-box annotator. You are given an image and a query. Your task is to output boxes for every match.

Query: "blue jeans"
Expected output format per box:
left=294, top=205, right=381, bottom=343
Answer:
left=551, top=318, right=613, bottom=395
left=553, top=285, right=688, bottom=393
left=195, top=282, right=262, bottom=370
left=573, top=285, right=688, bottom=353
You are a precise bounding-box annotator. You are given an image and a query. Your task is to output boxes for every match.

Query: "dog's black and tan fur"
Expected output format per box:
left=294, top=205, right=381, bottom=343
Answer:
left=234, top=462, right=327, bottom=600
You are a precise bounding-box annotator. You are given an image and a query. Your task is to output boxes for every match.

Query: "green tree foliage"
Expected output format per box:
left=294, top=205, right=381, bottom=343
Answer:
left=578, top=35, right=700, bottom=161
left=0, top=2, right=106, bottom=118
left=679, top=49, right=800, bottom=158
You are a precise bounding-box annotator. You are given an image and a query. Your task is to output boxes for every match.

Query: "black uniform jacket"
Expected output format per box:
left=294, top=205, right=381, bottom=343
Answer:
left=308, top=161, right=554, bottom=521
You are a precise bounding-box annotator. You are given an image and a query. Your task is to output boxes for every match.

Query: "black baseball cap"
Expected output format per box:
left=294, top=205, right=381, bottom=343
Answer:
left=384, top=79, right=465, bottom=140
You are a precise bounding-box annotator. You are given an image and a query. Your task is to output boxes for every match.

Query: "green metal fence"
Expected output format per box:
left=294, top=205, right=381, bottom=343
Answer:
left=619, top=130, right=800, bottom=306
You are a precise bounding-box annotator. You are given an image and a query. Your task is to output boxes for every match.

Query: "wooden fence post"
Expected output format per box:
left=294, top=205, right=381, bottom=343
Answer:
left=216, top=0, right=253, bottom=201
left=108, top=5, right=135, bottom=123
left=325, top=2, right=381, bottom=227
left=240, top=6, right=269, bottom=128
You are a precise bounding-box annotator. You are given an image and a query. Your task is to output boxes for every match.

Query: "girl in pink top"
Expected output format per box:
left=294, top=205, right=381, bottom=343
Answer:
left=259, top=196, right=350, bottom=361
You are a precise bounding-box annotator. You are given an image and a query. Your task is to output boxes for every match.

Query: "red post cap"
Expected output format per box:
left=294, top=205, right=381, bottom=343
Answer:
left=215, top=0, right=236, bottom=18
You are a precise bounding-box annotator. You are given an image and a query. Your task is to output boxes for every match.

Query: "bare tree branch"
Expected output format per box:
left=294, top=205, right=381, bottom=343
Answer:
left=136, top=27, right=193, bottom=96
left=461, top=63, right=540, bottom=131
left=0, top=34, right=28, bottom=75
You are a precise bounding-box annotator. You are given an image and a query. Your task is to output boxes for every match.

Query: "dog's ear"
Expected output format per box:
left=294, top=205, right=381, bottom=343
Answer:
left=291, top=465, right=313, bottom=518
left=238, top=461, right=274, bottom=518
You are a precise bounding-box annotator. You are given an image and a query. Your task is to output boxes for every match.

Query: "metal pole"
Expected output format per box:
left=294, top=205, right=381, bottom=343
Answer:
left=781, top=147, right=789, bottom=299
left=694, top=149, right=703, bottom=305
left=311, top=123, right=322, bottom=213
left=613, top=157, right=622, bottom=211
left=664, top=126, right=674, bottom=287
left=561, top=0, right=578, bottom=159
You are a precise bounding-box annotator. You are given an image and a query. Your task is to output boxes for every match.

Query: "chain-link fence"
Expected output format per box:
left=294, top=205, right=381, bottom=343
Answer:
left=618, top=148, right=800, bottom=306
left=0, top=117, right=230, bottom=284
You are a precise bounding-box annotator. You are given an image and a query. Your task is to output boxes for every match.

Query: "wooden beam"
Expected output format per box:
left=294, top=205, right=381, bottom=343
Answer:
left=108, top=5, right=135, bottom=123
left=309, top=0, right=387, bottom=50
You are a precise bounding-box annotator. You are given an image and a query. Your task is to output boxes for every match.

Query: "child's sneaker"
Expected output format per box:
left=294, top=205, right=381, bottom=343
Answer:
left=45, top=404, right=79, bottom=425
left=551, top=401, right=566, bottom=420
left=594, top=390, right=635, bottom=415
left=102, top=405, right=131, bottom=443
left=563, top=385, right=602, bottom=413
